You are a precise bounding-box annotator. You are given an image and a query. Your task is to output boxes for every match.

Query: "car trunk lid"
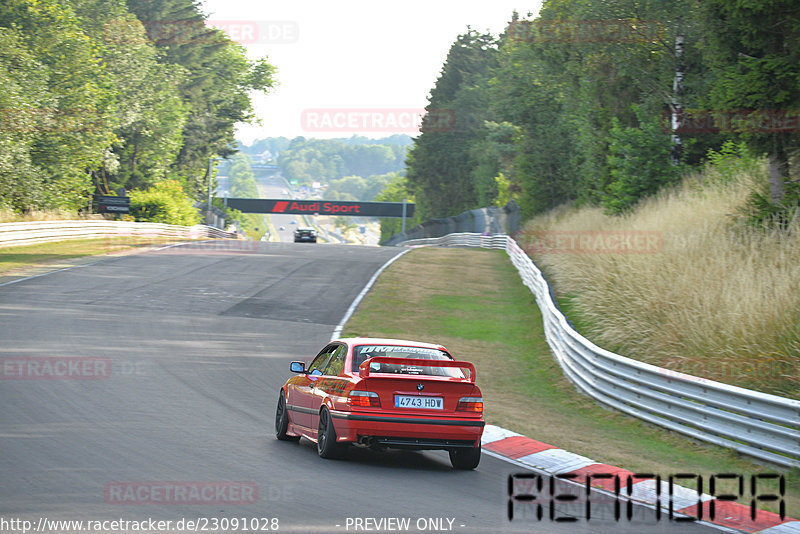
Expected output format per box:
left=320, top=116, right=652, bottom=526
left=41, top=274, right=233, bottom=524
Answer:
left=354, top=357, right=481, bottom=416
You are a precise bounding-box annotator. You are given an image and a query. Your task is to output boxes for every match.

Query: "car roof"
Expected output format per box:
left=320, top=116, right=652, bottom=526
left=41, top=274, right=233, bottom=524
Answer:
left=296, top=227, right=315, bottom=231
left=335, top=337, right=448, bottom=352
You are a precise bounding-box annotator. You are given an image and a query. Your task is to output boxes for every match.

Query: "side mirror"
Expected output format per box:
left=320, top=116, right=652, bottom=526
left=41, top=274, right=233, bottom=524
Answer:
left=290, top=361, right=306, bottom=374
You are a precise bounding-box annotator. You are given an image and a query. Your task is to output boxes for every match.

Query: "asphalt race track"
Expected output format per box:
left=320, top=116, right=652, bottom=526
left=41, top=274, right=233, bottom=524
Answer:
left=0, top=242, right=720, bottom=533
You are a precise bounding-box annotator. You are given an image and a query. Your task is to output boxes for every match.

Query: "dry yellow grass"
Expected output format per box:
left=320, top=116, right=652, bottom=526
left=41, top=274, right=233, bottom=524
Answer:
left=521, top=162, right=800, bottom=398
left=0, top=209, right=103, bottom=223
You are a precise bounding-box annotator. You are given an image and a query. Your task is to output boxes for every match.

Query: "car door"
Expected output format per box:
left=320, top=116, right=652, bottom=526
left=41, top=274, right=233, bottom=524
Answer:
left=308, top=343, right=348, bottom=432
left=290, top=344, right=336, bottom=430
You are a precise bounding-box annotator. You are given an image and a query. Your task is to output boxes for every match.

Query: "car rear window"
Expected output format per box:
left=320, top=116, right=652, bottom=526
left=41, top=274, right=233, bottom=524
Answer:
left=352, top=345, right=464, bottom=378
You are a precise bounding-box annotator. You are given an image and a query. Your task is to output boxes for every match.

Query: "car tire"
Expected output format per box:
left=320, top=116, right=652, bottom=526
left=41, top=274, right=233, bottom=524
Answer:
left=275, top=391, right=299, bottom=442
left=317, top=407, right=343, bottom=459
left=449, top=444, right=481, bottom=470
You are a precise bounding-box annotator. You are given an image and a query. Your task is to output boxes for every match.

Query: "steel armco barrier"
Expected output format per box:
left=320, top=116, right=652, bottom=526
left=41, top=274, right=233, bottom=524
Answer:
left=381, top=201, right=521, bottom=247
left=393, top=232, right=800, bottom=469
left=0, top=220, right=239, bottom=248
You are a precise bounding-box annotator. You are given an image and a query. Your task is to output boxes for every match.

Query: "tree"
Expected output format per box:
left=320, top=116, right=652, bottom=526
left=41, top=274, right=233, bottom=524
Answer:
left=324, top=176, right=366, bottom=201
left=375, top=173, right=416, bottom=242
left=0, top=27, right=48, bottom=211
left=0, top=0, right=118, bottom=211
left=406, top=29, right=499, bottom=219
left=71, top=0, right=188, bottom=193
left=469, top=121, right=519, bottom=207
left=129, top=179, right=200, bottom=225
left=603, top=111, right=681, bottom=214
left=228, top=153, right=257, bottom=197
left=0, top=0, right=275, bottom=215
left=275, top=137, right=410, bottom=185
left=491, top=33, right=578, bottom=216
left=126, top=0, right=275, bottom=198
left=699, top=0, right=800, bottom=204
left=491, top=0, right=714, bottom=216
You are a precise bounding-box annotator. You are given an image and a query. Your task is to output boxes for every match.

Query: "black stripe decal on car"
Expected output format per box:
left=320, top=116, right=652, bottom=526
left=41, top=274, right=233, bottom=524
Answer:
left=331, top=412, right=485, bottom=427
left=286, top=404, right=318, bottom=415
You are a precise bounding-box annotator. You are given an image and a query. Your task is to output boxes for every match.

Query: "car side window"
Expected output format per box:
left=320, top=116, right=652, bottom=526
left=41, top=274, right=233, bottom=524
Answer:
left=308, top=345, right=336, bottom=376
left=323, top=344, right=347, bottom=376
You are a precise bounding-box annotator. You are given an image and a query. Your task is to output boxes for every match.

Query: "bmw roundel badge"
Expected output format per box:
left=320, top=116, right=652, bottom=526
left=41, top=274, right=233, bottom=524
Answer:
left=417, top=383, right=424, bottom=391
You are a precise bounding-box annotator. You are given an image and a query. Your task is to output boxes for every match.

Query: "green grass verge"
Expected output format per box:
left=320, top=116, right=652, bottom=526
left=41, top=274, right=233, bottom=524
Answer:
left=0, top=237, right=174, bottom=276
left=343, top=247, right=799, bottom=515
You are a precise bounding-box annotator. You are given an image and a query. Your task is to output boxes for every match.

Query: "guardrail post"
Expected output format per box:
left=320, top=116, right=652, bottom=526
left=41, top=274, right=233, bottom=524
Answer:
left=401, top=198, right=407, bottom=235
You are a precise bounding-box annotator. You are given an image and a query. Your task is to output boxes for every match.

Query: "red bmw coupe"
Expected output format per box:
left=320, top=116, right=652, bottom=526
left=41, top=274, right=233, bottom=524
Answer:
left=275, top=337, right=484, bottom=469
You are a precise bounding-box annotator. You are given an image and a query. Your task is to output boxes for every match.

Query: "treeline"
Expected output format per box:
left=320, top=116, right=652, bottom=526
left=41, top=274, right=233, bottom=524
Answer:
left=241, top=136, right=410, bottom=186
left=405, top=1, right=800, bottom=222
left=239, top=135, right=411, bottom=201
left=321, top=173, right=400, bottom=202
left=0, top=0, right=274, bottom=215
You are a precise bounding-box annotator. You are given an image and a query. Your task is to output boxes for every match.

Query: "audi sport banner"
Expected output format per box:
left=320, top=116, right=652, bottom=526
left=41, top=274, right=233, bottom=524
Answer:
left=223, top=198, right=415, bottom=218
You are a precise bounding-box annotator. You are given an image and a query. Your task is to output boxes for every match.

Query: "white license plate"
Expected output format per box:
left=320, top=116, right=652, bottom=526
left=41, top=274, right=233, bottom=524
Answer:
left=395, top=395, right=443, bottom=410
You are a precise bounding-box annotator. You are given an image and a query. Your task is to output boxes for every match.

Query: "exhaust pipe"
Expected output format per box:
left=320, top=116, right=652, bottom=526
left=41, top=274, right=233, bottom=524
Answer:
left=357, top=436, right=376, bottom=448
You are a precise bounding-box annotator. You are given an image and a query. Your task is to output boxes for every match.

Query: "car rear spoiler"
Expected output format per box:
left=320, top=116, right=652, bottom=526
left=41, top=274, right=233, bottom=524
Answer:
left=358, top=357, right=476, bottom=382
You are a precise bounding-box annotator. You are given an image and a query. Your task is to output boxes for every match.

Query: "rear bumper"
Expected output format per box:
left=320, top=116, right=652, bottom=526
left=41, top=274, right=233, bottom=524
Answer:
left=330, top=409, right=484, bottom=447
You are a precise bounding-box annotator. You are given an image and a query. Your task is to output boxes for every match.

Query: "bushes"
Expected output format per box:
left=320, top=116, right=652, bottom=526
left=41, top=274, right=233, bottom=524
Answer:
left=129, top=180, right=200, bottom=226
left=700, top=141, right=800, bottom=230
left=740, top=182, right=800, bottom=230
left=603, top=113, right=682, bottom=215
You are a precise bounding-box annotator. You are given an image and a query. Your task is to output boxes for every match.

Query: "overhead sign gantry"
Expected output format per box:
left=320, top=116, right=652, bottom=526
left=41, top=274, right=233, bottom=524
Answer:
left=222, top=198, right=414, bottom=218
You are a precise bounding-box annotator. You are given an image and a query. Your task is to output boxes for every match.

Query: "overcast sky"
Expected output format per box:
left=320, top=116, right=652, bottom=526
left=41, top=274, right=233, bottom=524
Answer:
left=199, top=0, right=543, bottom=143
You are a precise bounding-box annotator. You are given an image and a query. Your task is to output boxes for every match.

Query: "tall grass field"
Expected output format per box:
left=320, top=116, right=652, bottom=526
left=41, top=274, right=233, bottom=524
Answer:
left=520, top=156, right=799, bottom=398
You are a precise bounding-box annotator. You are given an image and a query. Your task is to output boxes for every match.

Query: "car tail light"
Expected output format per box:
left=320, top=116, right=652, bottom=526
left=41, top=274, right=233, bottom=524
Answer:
left=349, top=390, right=381, bottom=408
left=456, top=396, right=483, bottom=413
